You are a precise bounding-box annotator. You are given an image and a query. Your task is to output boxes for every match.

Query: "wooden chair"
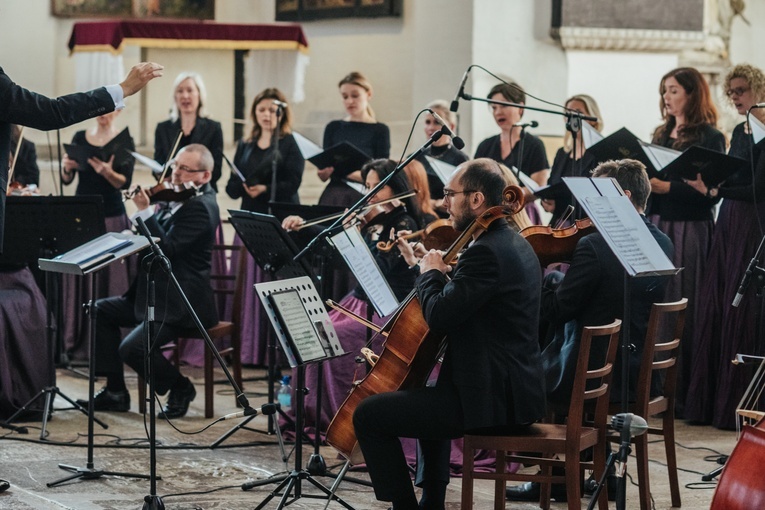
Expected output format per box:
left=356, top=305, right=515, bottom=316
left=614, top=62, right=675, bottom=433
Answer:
left=139, top=244, right=246, bottom=418
left=461, top=319, right=622, bottom=510
left=608, top=298, right=687, bottom=510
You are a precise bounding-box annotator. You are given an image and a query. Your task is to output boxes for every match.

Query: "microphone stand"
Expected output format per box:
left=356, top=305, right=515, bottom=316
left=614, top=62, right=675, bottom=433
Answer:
left=133, top=217, right=260, bottom=509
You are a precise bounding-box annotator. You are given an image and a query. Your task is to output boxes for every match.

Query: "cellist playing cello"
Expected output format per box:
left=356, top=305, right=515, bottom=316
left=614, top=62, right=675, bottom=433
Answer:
left=353, top=158, right=546, bottom=510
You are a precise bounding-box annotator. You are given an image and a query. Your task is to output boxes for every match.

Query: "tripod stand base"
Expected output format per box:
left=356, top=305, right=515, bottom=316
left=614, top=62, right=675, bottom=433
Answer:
left=142, top=495, right=166, bottom=510
left=243, top=469, right=355, bottom=510
left=47, top=463, right=153, bottom=488
left=702, top=455, right=728, bottom=481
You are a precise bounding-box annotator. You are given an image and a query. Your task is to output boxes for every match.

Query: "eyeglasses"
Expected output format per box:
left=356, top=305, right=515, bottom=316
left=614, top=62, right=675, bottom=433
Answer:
left=442, top=189, right=476, bottom=199
left=726, top=87, right=750, bottom=97
left=170, top=161, right=206, bottom=173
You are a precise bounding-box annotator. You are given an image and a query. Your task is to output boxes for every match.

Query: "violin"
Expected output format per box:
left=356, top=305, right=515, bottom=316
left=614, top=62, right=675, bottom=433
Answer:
left=376, top=218, right=459, bottom=252
left=520, top=217, right=595, bottom=267
left=290, top=190, right=417, bottom=231
left=122, top=181, right=200, bottom=203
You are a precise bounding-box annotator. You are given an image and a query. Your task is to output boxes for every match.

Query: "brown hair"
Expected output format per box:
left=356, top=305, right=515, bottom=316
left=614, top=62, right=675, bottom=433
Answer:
left=652, top=67, right=718, bottom=150
left=487, top=82, right=526, bottom=118
left=339, top=71, right=375, bottom=120
left=403, top=160, right=439, bottom=222
left=248, top=88, right=292, bottom=142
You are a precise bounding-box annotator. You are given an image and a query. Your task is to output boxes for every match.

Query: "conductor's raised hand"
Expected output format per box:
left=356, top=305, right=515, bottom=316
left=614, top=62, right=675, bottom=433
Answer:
left=120, top=62, right=164, bottom=98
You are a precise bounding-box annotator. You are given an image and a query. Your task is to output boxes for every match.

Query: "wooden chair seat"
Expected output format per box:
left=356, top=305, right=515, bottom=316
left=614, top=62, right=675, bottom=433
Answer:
left=461, top=320, right=622, bottom=510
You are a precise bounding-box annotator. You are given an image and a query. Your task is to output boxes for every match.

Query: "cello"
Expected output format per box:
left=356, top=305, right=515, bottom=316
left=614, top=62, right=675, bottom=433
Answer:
left=325, top=185, right=525, bottom=464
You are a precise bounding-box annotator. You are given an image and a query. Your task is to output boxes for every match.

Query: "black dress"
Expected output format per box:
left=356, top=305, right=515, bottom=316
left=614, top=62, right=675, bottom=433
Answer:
left=547, top=148, right=598, bottom=226
left=154, top=116, right=224, bottom=191
left=474, top=131, right=549, bottom=179
left=318, top=120, right=390, bottom=207
left=225, top=134, right=304, bottom=213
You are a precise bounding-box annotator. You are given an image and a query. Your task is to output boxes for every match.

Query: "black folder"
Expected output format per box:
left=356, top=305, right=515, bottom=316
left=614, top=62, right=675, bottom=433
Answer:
left=64, top=127, right=132, bottom=170
left=587, top=127, right=656, bottom=175
left=532, top=181, right=568, bottom=200
left=307, top=141, right=371, bottom=178
left=659, top=146, right=747, bottom=187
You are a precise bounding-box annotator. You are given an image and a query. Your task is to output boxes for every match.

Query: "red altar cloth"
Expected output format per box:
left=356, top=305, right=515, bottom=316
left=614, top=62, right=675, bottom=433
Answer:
left=68, top=20, right=309, bottom=54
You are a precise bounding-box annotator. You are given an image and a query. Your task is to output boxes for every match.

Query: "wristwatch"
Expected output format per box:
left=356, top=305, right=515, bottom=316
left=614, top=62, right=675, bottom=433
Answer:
left=707, top=187, right=719, bottom=198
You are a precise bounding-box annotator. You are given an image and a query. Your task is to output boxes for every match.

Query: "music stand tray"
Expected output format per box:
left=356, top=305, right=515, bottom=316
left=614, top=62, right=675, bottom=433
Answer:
left=39, top=232, right=152, bottom=487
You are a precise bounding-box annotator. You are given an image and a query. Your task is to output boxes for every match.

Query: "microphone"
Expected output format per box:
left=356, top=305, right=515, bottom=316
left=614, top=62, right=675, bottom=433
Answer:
left=751, top=103, right=765, bottom=109
left=450, top=67, right=471, bottom=113
left=611, top=413, right=647, bottom=473
left=429, top=109, right=466, bottom=150
left=221, top=402, right=280, bottom=420
left=732, top=255, right=759, bottom=307
left=272, top=99, right=288, bottom=108
left=513, top=121, right=539, bottom=129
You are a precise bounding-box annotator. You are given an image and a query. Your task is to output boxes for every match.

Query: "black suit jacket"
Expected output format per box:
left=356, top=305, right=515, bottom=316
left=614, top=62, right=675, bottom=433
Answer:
left=132, top=183, right=220, bottom=328
left=416, top=219, right=546, bottom=429
left=541, top=215, right=674, bottom=406
left=0, top=66, right=114, bottom=248
left=154, top=117, right=224, bottom=191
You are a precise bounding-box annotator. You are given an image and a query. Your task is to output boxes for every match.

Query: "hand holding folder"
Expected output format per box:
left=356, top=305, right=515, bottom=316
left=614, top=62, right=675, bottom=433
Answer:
left=640, top=143, right=747, bottom=187
left=292, top=132, right=371, bottom=178
left=64, top=128, right=133, bottom=171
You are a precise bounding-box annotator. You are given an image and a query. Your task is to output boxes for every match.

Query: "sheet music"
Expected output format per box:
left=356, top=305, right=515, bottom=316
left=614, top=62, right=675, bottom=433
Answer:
left=425, top=156, right=458, bottom=185
left=581, top=121, right=605, bottom=149
left=292, top=131, right=323, bottom=159
left=53, top=233, right=133, bottom=265
left=269, top=289, right=327, bottom=363
left=584, top=195, right=676, bottom=276
left=511, top=166, right=541, bottom=193
left=330, top=225, right=399, bottom=317
left=344, top=180, right=366, bottom=194
left=638, top=141, right=680, bottom=171
left=130, top=151, right=163, bottom=173
left=750, top=114, right=765, bottom=145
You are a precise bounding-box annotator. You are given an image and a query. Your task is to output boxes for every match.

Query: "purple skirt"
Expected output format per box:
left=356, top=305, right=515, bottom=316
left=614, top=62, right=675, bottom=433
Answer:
left=686, top=200, right=765, bottom=428
left=649, top=215, right=713, bottom=419
left=0, top=268, right=51, bottom=419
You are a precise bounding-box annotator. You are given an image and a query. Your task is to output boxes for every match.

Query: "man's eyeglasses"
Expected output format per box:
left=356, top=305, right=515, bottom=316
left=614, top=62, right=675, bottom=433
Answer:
left=726, top=87, right=750, bottom=97
left=170, top=161, right=206, bottom=173
left=442, top=189, right=476, bottom=199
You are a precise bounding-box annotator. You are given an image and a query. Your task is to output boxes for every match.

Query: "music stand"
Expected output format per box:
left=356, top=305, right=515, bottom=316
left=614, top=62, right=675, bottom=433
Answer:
left=38, top=232, right=151, bottom=487
left=0, top=196, right=107, bottom=436
left=243, top=276, right=354, bottom=510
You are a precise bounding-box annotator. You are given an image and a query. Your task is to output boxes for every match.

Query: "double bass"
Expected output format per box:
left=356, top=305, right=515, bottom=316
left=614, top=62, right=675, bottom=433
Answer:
left=325, top=185, right=525, bottom=464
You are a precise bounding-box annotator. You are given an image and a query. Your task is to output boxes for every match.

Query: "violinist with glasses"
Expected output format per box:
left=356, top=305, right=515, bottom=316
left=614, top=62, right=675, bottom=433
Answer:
left=77, top=144, right=219, bottom=420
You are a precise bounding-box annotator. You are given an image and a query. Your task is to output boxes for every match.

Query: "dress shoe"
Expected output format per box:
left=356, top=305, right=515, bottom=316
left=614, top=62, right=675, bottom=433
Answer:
left=505, top=481, right=567, bottom=502
left=0, top=479, right=9, bottom=493
left=76, top=388, right=130, bottom=412
left=158, top=377, right=196, bottom=419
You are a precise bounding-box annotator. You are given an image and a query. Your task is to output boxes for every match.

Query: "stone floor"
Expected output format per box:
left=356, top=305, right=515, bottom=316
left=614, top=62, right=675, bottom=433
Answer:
left=0, top=366, right=737, bottom=510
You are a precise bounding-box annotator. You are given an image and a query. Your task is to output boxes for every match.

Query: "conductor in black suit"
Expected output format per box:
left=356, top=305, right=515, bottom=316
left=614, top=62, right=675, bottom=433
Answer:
left=80, top=143, right=220, bottom=419
left=353, top=158, right=546, bottom=510
left=0, top=62, right=164, bottom=251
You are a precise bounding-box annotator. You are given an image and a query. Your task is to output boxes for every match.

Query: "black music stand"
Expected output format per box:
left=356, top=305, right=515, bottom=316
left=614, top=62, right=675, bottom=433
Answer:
left=214, top=210, right=316, bottom=446
left=38, top=232, right=151, bottom=487
left=244, top=276, right=354, bottom=510
left=0, top=196, right=107, bottom=436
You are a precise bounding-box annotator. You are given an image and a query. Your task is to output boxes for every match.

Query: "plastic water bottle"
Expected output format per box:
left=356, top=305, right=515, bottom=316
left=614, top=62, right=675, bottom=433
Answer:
left=278, top=375, right=292, bottom=410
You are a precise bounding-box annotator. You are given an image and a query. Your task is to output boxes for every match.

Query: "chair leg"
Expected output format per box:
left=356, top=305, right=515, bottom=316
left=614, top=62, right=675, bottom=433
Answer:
left=565, top=454, right=581, bottom=510
left=635, top=435, right=651, bottom=510
left=664, top=413, right=681, bottom=508
left=539, top=458, right=552, bottom=510
left=494, top=449, right=506, bottom=510
left=204, top=348, right=213, bottom=418
left=593, top=445, right=608, bottom=510
left=460, top=437, right=475, bottom=510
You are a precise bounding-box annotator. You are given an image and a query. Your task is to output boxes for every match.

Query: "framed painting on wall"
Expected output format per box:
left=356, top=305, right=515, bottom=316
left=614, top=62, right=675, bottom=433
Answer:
left=276, top=0, right=402, bottom=21
left=51, top=0, right=215, bottom=19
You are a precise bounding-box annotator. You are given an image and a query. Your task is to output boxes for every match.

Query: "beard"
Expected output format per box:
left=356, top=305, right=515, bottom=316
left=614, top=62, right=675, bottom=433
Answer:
left=451, top=207, right=476, bottom=232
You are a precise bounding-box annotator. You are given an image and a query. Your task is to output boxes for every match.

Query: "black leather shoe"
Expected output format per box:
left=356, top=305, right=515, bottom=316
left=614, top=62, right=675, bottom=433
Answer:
left=583, top=473, right=617, bottom=501
left=0, top=479, right=9, bottom=493
left=158, top=378, right=196, bottom=419
left=76, top=388, right=130, bottom=412
left=505, top=481, right=567, bottom=502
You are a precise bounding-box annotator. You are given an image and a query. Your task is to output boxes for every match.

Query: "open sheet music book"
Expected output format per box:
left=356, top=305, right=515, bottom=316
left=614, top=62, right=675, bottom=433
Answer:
left=581, top=121, right=604, bottom=148
left=129, top=151, right=163, bottom=173
left=563, top=177, right=678, bottom=277
left=329, top=225, right=399, bottom=317
left=255, top=276, right=343, bottom=368
left=511, top=166, right=566, bottom=200
left=292, top=131, right=371, bottom=179
left=639, top=142, right=746, bottom=186
left=750, top=114, right=765, bottom=146
left=585, top=127, right=656, bottom=175
left=38, top=232, right=152, bottom=276
left=64, top=127, right=133, bottom=170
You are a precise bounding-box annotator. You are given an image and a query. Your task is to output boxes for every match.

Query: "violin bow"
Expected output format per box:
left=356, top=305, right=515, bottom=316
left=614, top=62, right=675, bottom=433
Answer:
left=158, top=130, right=184, bottom=182
left=7, top=126, right=25, bottom=185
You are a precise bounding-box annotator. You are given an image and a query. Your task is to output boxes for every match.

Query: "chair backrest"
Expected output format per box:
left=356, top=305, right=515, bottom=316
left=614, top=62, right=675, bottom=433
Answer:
left=634, top=298, right=687, bottom=416
left=210, top=244, right=247, bottom=326
left=567, top=319, right=622, bottom=441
